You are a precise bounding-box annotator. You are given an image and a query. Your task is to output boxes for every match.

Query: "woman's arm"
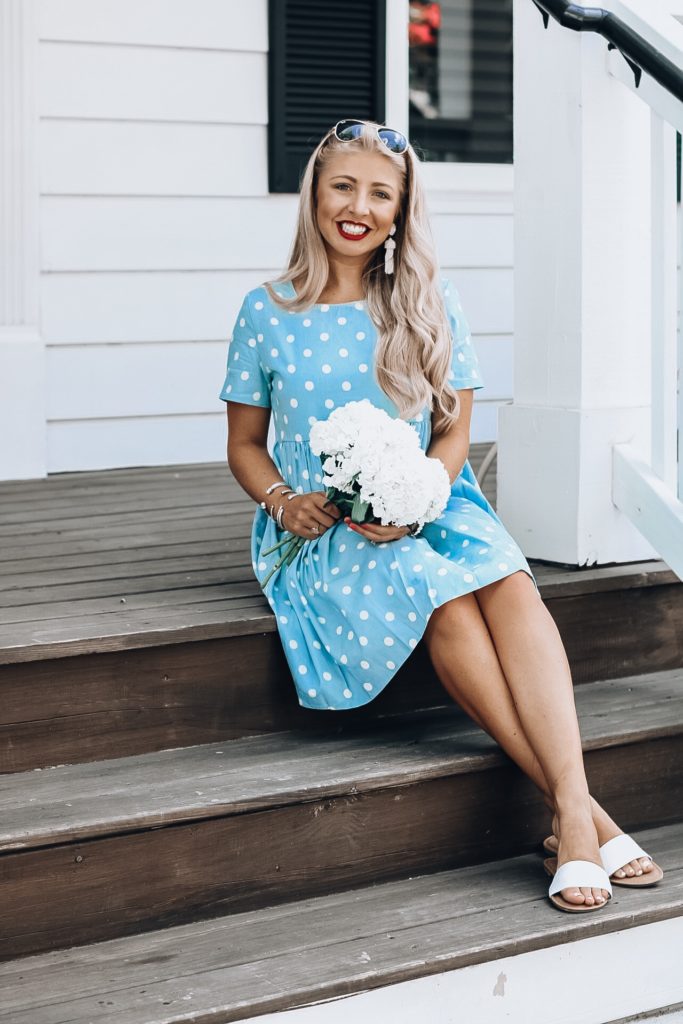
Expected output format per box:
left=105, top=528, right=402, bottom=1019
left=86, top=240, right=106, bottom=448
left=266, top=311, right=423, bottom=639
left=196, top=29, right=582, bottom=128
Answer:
left=226, top=403, right=287, bottom=511
left=425, top=389, right=474, bottom=485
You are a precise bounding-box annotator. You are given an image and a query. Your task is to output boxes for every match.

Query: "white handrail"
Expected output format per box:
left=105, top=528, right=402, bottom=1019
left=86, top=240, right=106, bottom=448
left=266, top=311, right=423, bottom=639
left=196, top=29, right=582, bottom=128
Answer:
left=603, top=0, right=683, bottom=578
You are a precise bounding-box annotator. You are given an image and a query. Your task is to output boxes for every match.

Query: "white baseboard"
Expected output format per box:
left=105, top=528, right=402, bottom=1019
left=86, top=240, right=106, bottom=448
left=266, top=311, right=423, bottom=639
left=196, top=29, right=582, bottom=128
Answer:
left=234, top=915, right=683, bottom=1024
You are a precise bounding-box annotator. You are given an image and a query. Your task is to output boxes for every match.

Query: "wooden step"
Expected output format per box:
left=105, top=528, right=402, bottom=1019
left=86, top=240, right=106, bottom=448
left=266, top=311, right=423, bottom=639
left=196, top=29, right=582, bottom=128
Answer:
left=2, top=464, right=681, bottom=772
left=0, top=820, right=681, bottom=1024
left=1, top=669, right=681, bottom=961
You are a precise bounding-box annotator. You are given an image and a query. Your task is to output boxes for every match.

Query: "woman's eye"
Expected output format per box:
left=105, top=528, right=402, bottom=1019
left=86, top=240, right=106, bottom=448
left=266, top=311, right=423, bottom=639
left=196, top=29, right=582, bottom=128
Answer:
left=333, top=183, right=389, bottom=200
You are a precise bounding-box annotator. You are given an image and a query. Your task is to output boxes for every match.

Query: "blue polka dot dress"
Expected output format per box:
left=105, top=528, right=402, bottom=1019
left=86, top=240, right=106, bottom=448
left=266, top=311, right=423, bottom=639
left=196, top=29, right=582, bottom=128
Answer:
left=219, top=276, right=538, bottom=710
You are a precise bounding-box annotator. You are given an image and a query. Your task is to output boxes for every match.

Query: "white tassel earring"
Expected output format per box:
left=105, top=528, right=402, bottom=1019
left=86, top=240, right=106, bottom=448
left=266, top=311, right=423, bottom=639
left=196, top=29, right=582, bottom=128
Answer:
left=384, top=223, right=397, bottom=275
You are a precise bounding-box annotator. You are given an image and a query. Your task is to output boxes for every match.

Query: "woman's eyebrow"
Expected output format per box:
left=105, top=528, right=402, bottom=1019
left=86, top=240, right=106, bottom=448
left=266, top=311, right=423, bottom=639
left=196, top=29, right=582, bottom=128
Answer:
left=330, top=174, right=394, bottom=189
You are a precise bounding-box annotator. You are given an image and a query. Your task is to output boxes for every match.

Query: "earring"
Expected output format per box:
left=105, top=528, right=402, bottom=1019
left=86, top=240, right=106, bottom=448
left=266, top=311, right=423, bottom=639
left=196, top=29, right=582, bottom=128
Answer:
left=384, top=223, right=397, bottom=275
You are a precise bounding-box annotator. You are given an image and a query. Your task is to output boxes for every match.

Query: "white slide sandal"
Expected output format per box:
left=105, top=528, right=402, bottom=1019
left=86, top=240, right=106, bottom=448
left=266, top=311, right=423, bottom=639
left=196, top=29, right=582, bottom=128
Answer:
left=598, top=833, right=664, bottom=886
left=544, top=857, right=613, bottom=912
left=542, top=831, right=664, bottom=887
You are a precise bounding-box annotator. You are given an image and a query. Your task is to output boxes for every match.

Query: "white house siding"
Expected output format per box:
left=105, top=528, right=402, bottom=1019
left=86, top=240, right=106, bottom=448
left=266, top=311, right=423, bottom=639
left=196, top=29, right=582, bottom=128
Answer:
left=37, top=0, right=514, bottom=473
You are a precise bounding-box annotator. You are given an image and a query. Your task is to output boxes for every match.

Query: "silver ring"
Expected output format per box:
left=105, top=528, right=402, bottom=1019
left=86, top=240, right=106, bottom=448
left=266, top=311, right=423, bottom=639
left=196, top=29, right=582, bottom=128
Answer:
left=311, top=525, right=320, bottom=534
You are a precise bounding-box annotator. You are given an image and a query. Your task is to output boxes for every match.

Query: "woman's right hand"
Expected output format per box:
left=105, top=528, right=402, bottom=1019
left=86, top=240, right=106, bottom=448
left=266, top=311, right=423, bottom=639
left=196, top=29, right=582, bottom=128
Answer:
left=280, top=491, right=343, bottom=539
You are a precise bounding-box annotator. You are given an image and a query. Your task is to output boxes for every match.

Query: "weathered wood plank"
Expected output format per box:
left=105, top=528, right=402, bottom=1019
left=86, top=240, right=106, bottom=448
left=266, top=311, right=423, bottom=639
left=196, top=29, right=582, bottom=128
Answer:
left=0, top=502, right=252, bottom=538
left=2, top=669, right=681, bottom=851
left=0, top=639, right=452, bottom=772
left=0, top=604, right=277, bottom=662
left=0, top=486, right=244, bottom=529
left=1, top=583, right=262, bottom=623
left=0, top=536, right=233, bottom=572
left=0, top=566, right=256, bottom=607
left=0, top=822, right=680, bottom=1021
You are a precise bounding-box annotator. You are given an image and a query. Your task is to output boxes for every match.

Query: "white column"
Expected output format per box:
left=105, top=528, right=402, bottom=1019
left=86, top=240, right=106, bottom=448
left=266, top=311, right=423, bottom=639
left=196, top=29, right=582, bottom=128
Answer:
left=0, top=0, right=46, bottom=480
left=497, top=0, right=659, bottom=566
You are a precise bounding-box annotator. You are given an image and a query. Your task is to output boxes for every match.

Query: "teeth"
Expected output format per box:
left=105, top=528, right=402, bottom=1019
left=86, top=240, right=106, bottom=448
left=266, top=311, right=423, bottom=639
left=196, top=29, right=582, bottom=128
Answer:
left=340, top=222, right=369, bottom=235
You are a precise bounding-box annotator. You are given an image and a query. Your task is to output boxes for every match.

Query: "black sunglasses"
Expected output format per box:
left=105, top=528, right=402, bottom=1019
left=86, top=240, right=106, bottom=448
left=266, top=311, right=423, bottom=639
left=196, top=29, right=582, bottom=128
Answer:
left=333, top=119, right=409, bottom=155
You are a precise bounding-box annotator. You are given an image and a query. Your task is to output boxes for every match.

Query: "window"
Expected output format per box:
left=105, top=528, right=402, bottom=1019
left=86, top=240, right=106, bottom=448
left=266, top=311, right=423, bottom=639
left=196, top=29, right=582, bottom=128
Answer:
left=408, top=0, right=513, bottom=164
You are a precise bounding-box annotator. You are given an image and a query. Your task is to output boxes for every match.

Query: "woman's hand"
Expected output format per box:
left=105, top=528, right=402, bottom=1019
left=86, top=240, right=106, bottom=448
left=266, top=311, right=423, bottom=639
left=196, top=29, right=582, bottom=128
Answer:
left=280, top=491, right=343, bottom=539
left=343, top=515, right=413, bottom=543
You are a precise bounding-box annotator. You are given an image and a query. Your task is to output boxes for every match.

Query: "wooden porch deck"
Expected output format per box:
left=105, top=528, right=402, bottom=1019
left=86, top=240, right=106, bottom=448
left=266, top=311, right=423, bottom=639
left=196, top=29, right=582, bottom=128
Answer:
left=1, top=449, right=682, bottom=1008
left=0, top=444, right=678, bottom=666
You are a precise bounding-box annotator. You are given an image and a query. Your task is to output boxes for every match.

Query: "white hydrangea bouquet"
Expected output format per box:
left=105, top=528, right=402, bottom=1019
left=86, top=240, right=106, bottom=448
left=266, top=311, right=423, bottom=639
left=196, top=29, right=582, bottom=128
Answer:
left=259, top=399, right=451, bottom=587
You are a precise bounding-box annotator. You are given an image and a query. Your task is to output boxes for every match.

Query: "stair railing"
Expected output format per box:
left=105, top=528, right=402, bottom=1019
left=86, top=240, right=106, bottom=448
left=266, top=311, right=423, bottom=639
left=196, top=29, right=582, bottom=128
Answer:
left=531, top=0, right=683, bottom=580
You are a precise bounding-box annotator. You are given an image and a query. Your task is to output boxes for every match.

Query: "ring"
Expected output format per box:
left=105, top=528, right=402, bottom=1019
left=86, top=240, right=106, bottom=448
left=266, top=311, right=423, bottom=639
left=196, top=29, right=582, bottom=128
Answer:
left=311, top=525, right=320, bottom=534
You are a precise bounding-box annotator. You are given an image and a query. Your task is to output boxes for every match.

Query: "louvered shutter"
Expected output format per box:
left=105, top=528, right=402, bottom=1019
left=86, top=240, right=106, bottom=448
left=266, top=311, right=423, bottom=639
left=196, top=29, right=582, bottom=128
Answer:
left=268, top=0, right=387, bottom=193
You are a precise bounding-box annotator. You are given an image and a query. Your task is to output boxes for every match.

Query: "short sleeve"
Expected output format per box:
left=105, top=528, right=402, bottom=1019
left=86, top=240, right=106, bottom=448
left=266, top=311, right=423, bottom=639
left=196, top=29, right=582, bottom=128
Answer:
left=442, top=277, right=484, bottom=391
left=218, top=292, right=271, bottom=407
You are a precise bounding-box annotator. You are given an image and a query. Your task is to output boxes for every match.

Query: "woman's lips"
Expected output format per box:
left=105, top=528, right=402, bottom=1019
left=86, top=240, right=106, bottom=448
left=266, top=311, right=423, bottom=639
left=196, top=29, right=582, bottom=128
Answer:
left=336, top=222, right=371, bottom=241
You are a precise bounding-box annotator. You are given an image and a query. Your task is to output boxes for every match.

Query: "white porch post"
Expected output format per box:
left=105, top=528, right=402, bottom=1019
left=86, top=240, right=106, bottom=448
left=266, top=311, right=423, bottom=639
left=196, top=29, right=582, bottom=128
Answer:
left=0, top=0, right=46, bottom=481
left=498, top=0, right=660, bottom=566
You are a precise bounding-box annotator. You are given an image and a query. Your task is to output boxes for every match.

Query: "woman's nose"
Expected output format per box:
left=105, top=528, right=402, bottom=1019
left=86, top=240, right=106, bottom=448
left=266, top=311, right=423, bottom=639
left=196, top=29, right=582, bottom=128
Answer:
left=348, top=196, right=370, bottom=215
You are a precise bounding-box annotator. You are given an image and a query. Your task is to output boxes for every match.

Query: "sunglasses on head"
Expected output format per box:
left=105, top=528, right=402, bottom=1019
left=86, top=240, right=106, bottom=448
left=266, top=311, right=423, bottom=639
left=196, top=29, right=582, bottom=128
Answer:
left=333, top=119, right=409, bottom=155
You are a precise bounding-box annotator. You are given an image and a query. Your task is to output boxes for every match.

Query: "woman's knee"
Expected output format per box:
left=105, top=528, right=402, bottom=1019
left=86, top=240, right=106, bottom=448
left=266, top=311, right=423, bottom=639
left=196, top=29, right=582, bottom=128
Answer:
left=424, top=589, right=482, bottom=644
left=476, top=569, right=540, bottom=607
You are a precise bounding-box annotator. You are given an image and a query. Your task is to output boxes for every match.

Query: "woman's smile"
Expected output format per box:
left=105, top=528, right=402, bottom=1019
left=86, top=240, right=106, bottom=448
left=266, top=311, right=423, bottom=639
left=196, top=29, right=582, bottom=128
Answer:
left=336, top=221, right=371, bottom=241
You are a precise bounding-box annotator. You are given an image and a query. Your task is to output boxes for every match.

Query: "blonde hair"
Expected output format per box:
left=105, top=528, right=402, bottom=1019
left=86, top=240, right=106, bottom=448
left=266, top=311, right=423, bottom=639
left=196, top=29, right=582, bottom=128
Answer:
left=264, top=120, right=461, bottom=435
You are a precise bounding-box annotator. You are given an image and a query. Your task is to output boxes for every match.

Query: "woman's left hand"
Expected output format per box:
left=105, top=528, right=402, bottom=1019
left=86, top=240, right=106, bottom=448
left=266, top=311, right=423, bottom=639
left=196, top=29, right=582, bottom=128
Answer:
left=343, top=515, right=411, bottom=543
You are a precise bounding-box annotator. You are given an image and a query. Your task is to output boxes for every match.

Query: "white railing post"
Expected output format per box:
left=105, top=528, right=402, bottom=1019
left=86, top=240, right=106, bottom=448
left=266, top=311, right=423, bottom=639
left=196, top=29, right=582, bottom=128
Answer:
left=498, top=0, right=660, bottom=567
left=0, top=0, right=46, bottom=481
left=649, top=111, right=678, bottom=494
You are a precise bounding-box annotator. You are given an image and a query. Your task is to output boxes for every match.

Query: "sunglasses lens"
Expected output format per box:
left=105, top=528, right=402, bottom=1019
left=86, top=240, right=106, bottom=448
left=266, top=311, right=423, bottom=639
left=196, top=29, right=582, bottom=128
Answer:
left=335, top=120, right=364, bottom=142
left=378, top=129, right=408, bottom=154
left=334, top=120, right=408, bottom=153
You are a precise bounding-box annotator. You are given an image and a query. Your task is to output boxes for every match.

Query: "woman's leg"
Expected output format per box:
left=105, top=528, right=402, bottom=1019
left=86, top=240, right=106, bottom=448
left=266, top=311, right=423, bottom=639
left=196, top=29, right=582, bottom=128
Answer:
left=422, top=573, right=642, bottom=904
left=470, top=572, right=652, bottom=882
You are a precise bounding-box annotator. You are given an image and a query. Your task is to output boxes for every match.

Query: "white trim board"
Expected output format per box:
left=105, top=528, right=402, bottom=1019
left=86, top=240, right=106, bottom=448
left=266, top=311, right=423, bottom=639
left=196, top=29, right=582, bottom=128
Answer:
left=233, top=916, right=683, bottom=1024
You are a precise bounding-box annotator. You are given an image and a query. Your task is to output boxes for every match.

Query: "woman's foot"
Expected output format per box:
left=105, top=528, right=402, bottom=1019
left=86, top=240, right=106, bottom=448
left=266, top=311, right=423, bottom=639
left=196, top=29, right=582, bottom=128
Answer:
left=548, top=798, right=655, bottom=880
left=552, top=803, right=611, bottom=907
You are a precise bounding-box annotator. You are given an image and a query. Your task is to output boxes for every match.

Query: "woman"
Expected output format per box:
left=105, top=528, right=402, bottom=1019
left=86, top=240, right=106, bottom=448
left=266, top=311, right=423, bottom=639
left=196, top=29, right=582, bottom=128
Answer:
left=220, top=118, right=662, bottom=912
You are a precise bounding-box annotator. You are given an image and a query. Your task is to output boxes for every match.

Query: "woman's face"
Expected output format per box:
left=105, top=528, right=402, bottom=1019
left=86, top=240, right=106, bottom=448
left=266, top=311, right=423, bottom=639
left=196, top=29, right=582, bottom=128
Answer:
left=315, top=149, right=403, bottom=264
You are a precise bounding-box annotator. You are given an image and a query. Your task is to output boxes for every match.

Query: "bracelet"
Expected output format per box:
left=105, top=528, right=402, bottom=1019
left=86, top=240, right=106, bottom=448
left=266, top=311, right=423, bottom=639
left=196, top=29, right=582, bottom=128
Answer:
left=259, top=478, right=302, bottom=530
left=260, top=480, right=292, bottom=520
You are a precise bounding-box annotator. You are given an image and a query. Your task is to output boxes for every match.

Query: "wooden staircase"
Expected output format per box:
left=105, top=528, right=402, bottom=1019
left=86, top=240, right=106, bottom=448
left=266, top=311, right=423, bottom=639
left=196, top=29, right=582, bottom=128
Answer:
left=1, top=458, right=682, bottom=1022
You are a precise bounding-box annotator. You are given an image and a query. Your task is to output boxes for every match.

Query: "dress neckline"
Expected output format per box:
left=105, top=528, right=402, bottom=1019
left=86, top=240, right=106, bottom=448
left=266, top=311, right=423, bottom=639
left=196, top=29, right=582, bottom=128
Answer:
left=284, top=280, right=366, bottom=308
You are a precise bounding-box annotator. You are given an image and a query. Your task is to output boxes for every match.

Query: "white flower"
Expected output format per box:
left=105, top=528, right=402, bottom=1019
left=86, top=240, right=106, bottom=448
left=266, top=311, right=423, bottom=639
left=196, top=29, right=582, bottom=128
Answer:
left=309, top=400, right=450, bottom=531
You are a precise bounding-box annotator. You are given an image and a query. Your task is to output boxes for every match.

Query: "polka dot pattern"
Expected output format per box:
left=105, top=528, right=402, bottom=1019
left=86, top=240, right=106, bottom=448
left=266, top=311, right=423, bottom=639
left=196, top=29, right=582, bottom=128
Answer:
left=220, top=278, right=539, bottom=711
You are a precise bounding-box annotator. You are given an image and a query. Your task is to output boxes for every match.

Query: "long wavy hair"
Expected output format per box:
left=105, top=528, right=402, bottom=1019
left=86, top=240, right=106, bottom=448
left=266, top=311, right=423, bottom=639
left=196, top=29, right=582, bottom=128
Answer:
left=264, top=120, right=461, bottom=435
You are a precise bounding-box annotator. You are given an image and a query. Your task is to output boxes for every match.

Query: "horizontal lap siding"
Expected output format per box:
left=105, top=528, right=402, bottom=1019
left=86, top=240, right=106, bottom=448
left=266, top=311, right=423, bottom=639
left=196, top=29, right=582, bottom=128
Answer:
left=38, top=0, right=512, bottom=470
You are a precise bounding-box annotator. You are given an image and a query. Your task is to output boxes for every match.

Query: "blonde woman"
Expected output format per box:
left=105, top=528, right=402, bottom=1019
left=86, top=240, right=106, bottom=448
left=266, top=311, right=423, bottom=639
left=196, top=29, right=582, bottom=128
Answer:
left=220, top=119, right=662, bottom=912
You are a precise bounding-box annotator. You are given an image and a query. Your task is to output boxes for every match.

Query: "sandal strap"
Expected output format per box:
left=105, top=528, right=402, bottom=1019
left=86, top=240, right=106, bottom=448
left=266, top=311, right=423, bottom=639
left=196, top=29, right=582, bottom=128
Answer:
left=548, top=859, right=612, bottom=897
left=599, top=833, right=651, bottom=877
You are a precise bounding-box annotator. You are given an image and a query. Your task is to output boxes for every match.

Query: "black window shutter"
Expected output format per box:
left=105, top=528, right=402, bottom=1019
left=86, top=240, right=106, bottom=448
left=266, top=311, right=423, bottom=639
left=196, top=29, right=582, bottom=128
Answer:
left=268, top=0, right=387, bottom=193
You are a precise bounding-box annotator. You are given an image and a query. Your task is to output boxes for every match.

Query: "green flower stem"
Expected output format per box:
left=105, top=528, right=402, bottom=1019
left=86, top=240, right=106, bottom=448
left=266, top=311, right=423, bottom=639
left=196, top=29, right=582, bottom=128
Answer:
left=261, top=534, right=296, bottom=556
left=259, top=534, right=305, bottom=588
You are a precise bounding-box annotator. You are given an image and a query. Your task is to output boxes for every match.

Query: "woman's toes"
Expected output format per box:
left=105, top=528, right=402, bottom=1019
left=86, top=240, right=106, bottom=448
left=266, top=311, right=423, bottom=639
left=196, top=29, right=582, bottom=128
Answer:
left=614, top=868, right=627, bottom=877
left=591, top=887, right=606, bottom=903
left=563, top=887, right=586, bottom=905
left=580, top=886, right=594, bottom=904
left=639, top=856, right=653, bottom=872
